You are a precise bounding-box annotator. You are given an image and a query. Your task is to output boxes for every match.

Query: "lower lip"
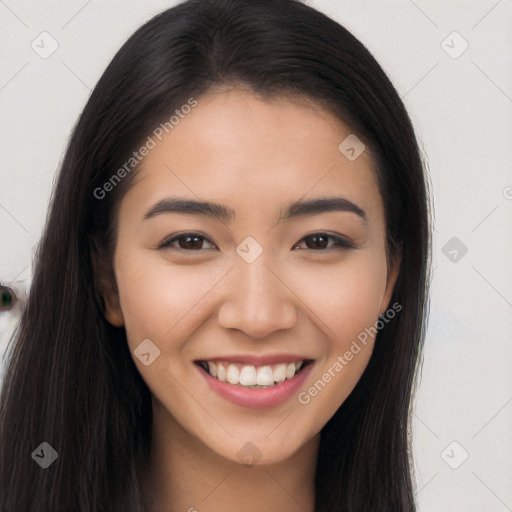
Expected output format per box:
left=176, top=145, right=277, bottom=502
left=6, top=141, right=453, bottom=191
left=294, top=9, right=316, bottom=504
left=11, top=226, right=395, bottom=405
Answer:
left=197, top=363, right=314, bottom=409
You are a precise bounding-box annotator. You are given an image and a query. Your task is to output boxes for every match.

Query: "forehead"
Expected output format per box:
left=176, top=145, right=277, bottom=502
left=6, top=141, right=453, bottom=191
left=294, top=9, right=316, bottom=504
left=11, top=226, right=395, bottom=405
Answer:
left=120, top=88, right=383, bottom=225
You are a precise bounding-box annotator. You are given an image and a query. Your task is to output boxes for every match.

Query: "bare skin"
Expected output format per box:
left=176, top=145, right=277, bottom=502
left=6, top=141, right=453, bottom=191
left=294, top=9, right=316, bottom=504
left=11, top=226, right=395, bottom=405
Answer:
left=103, top=87, right=400, bottom=512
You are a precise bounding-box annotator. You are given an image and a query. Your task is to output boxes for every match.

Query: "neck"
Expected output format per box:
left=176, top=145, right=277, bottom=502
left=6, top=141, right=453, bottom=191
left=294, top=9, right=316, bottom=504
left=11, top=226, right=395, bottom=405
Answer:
left=139, top=403, right=319, bottom=512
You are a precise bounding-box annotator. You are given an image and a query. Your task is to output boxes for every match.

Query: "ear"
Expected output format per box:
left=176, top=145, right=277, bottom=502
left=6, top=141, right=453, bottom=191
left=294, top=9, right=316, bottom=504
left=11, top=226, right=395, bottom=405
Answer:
left=380, top=246, right=402, bottom=315
left=90, top=241, right=124, bottom=327
left=102, top=286, right=125, bottom=328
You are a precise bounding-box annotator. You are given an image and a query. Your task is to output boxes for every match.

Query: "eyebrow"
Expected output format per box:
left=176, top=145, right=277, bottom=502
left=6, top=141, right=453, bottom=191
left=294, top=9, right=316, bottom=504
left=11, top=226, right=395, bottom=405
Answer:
left=143, top=196, right=367, bottom=223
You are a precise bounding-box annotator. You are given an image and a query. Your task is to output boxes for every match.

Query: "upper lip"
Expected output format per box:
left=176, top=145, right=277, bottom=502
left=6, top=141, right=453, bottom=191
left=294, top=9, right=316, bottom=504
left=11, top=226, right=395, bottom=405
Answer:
left=194, top=354, right=314, bottom=366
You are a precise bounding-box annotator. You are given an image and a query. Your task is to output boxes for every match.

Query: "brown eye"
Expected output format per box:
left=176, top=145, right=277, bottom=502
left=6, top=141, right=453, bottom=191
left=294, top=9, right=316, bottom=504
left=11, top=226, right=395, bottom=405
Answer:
left=159, top=233, right=216, bottom=251
left=0, top=285, right=17, bottom=312
left=294, top=233, right=354, bottom=251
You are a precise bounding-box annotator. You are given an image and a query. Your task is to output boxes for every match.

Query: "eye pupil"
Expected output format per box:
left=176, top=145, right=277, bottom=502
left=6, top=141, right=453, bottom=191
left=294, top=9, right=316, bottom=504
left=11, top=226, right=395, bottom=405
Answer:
left=306, top=234, right=328, bottom=249
left=180, top=235, right=203, bottom=250
left=162, top=232, right=350, bottom=252
left=0, top=286, right=16, bottom=312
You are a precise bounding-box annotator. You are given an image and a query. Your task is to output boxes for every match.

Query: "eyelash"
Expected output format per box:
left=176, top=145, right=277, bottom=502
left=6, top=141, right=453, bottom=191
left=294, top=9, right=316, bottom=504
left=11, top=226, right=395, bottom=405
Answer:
left=157, top=232, right=355, bottom=252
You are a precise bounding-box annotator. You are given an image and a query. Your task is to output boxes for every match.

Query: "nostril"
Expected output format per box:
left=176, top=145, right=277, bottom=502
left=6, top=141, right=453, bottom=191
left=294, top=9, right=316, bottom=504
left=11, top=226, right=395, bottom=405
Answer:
left=0, top=285, right=17, bottom=312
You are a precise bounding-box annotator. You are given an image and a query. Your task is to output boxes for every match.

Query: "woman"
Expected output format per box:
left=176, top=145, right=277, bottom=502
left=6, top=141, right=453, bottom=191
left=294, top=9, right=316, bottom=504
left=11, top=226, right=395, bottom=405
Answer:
left=0, top=0, right=431, bottom=510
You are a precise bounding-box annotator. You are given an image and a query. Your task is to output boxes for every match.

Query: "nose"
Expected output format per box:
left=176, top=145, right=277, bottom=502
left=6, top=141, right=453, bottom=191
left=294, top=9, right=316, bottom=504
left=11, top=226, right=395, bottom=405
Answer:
left=217, top=253, right=298, bottom=339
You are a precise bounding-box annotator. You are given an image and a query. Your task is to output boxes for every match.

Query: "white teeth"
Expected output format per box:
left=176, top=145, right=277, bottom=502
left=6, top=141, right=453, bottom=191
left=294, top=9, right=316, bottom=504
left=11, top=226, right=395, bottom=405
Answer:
left=239, top=365, right=257, bottom=386
left=208, top=361, right=217, bottom=378
left=273, top=364, right=287, bottom=383
left=201, top=360, right=307, bottom=387
left=226, top=364, right=240, bottom=384
left=256, top=365, right=274, bottom=386
left=217, top=363, right=226, bottom=382
left=286, top=363, right=296, bottom=379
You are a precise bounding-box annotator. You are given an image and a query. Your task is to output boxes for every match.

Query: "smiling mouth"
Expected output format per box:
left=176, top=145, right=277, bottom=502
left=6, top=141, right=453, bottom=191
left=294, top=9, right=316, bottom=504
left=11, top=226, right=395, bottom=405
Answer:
left=195, top=360, right=313, bottom=389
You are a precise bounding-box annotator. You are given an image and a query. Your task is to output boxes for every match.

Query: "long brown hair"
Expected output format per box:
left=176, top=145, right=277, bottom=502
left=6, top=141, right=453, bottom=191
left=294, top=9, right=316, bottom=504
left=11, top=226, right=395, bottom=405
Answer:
left=0, top=1, right=431, bottom=510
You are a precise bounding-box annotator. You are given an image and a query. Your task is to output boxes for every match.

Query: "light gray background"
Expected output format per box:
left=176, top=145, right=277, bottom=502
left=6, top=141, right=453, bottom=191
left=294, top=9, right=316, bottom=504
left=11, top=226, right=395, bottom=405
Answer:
left=0, top=0, right=511, bottom=510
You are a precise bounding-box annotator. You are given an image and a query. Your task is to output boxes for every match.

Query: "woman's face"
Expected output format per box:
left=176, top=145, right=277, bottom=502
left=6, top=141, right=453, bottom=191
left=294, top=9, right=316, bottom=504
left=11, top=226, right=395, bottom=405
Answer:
left=105, top=88, right=399, bottom=465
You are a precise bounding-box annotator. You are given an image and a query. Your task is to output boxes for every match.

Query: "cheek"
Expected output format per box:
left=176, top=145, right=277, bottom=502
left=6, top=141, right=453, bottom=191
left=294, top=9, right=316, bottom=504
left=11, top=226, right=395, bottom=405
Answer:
left=114, top=254, right=225, bottom=354
left=116, top=245, right=388, bottom=356
left=290, top=250, right=388, bottom=341
left=292, top=252, right=387, bottom=427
